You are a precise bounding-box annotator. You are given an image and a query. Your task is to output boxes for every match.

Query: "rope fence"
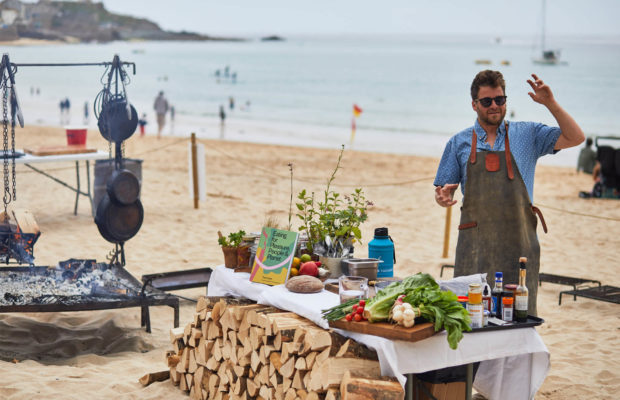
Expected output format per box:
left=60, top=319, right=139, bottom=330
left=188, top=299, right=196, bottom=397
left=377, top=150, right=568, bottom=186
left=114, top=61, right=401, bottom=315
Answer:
left=15, top=134, right=619, bottom=222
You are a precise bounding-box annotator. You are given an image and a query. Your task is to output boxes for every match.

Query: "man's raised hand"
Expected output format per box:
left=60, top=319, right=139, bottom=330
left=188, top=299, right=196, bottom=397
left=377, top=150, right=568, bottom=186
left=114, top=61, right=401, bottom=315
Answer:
left=435, top=183, right=458, bottom=207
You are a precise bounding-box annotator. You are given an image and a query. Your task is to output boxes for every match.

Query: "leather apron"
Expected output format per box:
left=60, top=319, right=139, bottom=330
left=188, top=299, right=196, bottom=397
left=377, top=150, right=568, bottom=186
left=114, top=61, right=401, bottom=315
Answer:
left=455, top=123, right=546, bottom=316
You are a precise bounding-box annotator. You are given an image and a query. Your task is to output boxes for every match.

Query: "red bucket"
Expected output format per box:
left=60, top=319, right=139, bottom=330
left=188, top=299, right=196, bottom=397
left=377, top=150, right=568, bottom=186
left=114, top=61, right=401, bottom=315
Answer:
left=66, top=127, right=87, bottom=146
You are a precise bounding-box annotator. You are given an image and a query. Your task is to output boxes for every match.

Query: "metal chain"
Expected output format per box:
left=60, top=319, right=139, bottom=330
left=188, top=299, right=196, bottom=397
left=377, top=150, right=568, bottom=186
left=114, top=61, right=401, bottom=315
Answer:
left=2, top=82, right=10, bottom=214
left=10, top=100, right=16, bottom=201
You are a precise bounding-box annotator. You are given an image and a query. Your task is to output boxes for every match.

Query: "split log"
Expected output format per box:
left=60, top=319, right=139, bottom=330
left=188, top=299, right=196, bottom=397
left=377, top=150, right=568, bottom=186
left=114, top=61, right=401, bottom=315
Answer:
left=167, top=354, right=180, bottom=368
left=139, top=370, right=170, bottom=387
left=339, top=370, right=403, bottom=400
left=280, top=355, right=296, bottom=379
left=316, top=358, right=381, bottom=391
left=170, top=367, right=181, bottom=386
left=170, top=327, right=185, bottom=344
left=326, top=388, right=341, bottom=400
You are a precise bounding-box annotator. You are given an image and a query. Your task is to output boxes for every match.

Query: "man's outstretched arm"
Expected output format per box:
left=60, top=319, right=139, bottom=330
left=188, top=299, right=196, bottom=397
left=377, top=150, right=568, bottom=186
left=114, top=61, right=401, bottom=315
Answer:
left=527, top=73, right=585, bottom=150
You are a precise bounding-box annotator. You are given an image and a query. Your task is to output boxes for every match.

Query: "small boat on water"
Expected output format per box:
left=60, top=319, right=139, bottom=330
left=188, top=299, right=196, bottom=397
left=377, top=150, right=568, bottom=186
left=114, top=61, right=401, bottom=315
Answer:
left=532, top=0, right=566, bottom=65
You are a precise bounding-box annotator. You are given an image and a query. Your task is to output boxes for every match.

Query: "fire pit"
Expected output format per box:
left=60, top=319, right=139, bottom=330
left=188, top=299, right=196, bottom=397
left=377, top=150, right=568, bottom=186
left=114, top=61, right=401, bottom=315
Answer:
left=0, top=259, right=179, bottom=332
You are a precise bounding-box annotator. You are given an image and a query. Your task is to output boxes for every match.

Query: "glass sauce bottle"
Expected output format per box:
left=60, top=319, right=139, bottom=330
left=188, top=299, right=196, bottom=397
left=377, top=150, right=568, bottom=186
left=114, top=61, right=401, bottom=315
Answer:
left=491, top=272, right=503, bottom=317
left=468, top=283, right=483, bottom=329
left=515, top=257, right=529, bottom=322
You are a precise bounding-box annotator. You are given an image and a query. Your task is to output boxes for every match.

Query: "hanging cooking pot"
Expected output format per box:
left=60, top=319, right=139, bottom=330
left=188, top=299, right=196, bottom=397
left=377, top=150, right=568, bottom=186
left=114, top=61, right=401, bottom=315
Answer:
left=106, top=169, right=140, bottom=205
left=95, top=193, right=144, bottom=244
left=98, top=98, right=138, bottom=142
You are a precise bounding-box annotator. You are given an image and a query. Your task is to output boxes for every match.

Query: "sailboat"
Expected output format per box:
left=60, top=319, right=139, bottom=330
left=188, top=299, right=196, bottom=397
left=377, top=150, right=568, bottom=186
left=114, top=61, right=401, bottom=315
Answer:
left=533, top=0, right=565, bottom=65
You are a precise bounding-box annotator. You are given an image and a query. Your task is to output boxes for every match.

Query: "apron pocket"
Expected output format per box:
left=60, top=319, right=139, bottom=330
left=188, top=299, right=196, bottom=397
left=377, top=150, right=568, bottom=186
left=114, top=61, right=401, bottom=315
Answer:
left=485, top=153, right=500, bottom=172
left=458, top=221, right=477, bottom=230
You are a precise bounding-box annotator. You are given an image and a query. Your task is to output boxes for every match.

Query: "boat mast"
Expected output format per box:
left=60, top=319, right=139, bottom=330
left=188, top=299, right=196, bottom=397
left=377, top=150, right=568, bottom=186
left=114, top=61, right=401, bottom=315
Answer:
left=541, top=0, right=546, bottom=51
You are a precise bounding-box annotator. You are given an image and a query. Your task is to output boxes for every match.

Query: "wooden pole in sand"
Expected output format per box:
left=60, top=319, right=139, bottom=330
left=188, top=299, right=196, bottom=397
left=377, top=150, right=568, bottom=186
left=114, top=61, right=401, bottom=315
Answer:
left=191, top=133, right=199, bottom=209
left=442, top=206, right=452, bottom=258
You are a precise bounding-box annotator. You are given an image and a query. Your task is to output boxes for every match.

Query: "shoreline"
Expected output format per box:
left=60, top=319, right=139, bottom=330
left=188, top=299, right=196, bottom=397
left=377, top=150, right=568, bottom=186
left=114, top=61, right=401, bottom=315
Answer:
left=0, top=38, right=67, bottom=46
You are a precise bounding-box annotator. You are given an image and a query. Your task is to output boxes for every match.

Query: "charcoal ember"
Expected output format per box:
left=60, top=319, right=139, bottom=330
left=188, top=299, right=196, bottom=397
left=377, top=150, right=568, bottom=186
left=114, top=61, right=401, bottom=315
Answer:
left=0, top=262, right=143, bottom=306
left=4, top=292, right=24, bottom=303
left=62, top=270, right=75, bottom=280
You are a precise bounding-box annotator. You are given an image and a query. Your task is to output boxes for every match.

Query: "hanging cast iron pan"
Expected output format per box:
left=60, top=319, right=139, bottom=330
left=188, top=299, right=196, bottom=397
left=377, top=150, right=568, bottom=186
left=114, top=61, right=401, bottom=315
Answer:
left=95, top=193, right=144, bottom=244
left=98, top=98, right=138, bottom=142
left=106, top=169, right=140, bottom=205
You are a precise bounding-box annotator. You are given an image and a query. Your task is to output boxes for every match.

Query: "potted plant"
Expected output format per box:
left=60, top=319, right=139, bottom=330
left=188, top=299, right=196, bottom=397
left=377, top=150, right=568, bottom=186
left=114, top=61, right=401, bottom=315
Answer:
left=295, top=145, right=372, bottom=276
left=218, top=230, right=246, bottom=268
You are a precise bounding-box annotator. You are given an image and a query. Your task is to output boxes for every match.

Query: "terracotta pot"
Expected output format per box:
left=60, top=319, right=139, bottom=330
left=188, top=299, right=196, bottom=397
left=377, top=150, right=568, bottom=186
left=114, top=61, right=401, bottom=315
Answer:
left=222, top=246, right=238, bottom=268
left=237, top=245, right=251, bottom=267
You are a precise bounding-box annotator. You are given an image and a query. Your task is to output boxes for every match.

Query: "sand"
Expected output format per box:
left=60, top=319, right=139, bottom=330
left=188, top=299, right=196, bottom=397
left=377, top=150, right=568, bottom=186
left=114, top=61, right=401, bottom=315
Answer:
left=0, top=125, right=618, bottom=399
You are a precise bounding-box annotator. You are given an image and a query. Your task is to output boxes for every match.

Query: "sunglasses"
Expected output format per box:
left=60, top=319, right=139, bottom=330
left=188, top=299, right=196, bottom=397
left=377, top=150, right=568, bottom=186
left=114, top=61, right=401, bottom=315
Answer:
left=476, top=96, right=507, bottom=107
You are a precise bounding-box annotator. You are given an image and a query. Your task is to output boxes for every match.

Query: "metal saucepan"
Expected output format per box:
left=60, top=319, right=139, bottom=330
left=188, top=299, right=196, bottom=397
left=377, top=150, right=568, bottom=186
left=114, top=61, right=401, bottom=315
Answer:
left=95, top=193, right=144, bottom=244
left=97, top=98, right=138, bottom=142
left=106, top=169, right=140, bottom=205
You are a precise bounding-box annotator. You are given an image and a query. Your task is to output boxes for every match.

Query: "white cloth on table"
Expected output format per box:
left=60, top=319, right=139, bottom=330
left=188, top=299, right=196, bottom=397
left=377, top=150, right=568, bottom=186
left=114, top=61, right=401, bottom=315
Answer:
left=207, top=265, right=549, bottom=400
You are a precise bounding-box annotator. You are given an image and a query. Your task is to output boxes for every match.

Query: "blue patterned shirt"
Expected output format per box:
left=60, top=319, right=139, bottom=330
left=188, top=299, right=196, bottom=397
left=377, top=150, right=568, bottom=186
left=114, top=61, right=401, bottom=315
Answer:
left=433, top=119, right=561, bottom=202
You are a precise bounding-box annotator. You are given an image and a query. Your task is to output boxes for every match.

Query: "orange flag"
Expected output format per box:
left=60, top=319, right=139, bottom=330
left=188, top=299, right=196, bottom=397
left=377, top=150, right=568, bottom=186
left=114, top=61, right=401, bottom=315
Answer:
left=353, top=104, right=363, bottom=117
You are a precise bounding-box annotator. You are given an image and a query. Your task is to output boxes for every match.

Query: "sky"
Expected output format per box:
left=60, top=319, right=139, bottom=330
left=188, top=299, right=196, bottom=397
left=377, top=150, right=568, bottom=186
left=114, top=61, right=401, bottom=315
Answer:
left=90, top=0, right=620, bottom=38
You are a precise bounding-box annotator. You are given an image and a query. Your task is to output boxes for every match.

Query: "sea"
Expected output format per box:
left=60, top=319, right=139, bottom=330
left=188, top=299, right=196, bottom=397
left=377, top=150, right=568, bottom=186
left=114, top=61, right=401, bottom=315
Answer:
left=4, top=34, right=620, bottom=166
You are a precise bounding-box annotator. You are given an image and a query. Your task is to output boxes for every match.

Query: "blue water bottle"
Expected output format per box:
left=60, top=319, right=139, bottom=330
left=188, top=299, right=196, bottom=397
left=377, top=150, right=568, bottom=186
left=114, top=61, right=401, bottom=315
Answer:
left=368, top=227, right=395, bottom=278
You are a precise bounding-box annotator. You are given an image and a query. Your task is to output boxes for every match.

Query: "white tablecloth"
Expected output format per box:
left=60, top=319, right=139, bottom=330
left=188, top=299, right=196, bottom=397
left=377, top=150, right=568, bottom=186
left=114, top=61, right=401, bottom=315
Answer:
left=208, top=265, right=549, bottom=400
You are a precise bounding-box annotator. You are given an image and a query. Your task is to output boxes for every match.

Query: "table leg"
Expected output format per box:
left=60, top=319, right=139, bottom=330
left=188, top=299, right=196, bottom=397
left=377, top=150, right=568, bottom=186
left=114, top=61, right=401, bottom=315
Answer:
left=405, top=373, right=413, bottom=400
left=74, top=161, right=80, bottom=215
left=466, top=363, right=473, bottom=400
left=86, top=160, right=94, bottom=217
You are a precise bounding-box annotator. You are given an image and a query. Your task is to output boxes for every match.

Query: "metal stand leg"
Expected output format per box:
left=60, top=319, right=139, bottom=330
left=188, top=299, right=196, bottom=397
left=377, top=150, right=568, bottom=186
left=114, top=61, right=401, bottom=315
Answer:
left=173, top=304, right=179, bottom=328
left=405, top=373, right=413, bottom=400
left=466, top=363, right=473, bottom=400
left=143, top=305, right=151, bottom=333
left=86, top=160, right=94, bottom=217
left=74, top=161, right=80, bottom=215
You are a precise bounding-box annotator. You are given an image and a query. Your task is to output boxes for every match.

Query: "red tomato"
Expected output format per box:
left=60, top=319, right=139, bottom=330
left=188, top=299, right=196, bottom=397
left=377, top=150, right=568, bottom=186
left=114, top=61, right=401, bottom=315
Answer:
left=352, top=304, right=358, bottom=311
left=345, top=314, right=353, bottom=322
left=354, top=314, right=362, bottom=322
left=359, top=300, right=366, bottom=307
left=356, top=307, right=364, bottom=315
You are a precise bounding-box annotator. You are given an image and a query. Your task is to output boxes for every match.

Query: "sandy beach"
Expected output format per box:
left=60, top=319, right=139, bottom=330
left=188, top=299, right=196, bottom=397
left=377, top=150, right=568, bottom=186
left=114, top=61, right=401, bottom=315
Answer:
left=0, top=125, right=618, bottom=399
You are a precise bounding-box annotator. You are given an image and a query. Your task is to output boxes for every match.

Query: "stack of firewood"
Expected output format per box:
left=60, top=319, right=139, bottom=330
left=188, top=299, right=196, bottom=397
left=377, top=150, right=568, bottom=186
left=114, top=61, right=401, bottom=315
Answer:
left=166, top=297, right=404, bottom=400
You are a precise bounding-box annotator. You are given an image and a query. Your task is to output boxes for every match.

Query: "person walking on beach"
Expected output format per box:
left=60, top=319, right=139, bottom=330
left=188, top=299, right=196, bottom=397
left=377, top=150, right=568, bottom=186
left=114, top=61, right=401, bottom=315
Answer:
left=153, top=91, right=169, bottom=138
left=83, top=101, right=89, bottom=125
left=219, top=105, right=226, bottom=139
left=219, top=105, right=226, bottom=125
left=434, top=70, right=584, bottom=315
left=65, top=98, right=71, bottom=124
left=138, top=113, right=148, bottom=136
left=576, top=137, right=597, bottom=174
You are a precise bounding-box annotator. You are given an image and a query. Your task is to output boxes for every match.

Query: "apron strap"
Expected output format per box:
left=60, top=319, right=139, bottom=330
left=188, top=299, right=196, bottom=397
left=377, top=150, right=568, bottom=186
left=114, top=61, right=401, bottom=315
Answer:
left=532, top=205, right=548, bottom=233
left=504, top=122, right=514, bottom=180
left=470, top=130, right=477, bottom=164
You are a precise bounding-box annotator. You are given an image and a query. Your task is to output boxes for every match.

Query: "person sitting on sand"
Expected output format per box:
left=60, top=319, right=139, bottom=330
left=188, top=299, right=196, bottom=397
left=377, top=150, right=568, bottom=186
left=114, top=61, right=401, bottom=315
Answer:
left=577, top=137, right=597, bottom=174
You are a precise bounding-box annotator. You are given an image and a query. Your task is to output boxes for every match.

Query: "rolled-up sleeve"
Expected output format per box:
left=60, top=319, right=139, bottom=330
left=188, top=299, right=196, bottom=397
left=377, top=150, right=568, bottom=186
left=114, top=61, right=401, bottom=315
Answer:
left=533, top=123, right=562, bottom=156
left=434, top=137, right=461, bottom=187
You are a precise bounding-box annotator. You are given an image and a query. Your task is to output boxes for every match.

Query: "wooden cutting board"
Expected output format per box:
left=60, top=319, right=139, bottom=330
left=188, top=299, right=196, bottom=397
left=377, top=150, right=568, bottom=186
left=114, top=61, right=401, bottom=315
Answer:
left=329, top=319, right=438, bottom=342
left=24, top=146, right=97, bottom=156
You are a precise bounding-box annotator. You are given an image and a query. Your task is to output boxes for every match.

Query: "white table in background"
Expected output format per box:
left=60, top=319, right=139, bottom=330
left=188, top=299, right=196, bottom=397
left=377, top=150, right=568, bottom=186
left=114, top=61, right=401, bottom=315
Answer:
left=13, top=149, right=109, bottom=216
left=207, top=265, right=550, bottom=400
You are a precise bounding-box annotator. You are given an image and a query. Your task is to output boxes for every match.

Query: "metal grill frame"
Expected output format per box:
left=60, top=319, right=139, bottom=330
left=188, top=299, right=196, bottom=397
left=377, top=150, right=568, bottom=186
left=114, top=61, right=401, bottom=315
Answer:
left=0, top=265, right=179, bottom=332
